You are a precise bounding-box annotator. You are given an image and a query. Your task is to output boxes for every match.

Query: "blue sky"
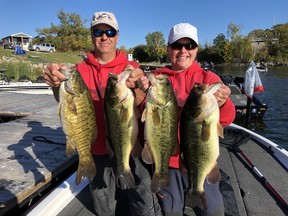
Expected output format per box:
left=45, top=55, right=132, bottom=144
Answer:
left=1, top=0, right=287, bottom=49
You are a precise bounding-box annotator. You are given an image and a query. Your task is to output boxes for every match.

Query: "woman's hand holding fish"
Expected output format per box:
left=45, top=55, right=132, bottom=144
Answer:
left=44, top=63, right=68, bottom=87
left=214, top=84, right=231, bottom=107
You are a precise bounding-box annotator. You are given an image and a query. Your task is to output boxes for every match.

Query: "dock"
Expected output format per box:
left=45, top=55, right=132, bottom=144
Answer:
left=0, top=90, right=77, bottom=215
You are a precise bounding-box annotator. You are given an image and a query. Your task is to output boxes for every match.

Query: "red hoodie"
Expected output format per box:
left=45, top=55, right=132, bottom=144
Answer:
left=151, top=61, right=236, bottom=168
left=76, top=50, right=139, bottom=155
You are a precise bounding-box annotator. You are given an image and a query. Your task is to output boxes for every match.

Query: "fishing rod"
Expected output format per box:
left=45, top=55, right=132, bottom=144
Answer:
left=235, top=147, right=288, bottom=213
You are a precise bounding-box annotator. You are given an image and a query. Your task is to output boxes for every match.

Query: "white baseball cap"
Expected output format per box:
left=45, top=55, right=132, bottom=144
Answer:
left=168, top=23, right=198, bottom=45
left=90, top=11, right=119, bottom=31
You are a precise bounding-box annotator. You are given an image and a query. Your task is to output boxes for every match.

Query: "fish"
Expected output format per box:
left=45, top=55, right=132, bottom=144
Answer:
left=180, top=82, right=223, bottom=210
left=59, top=67, right=97, bottom=185
left=104, top=69, right=139, bottom=190
left=141, top=73, right=178, bottom=193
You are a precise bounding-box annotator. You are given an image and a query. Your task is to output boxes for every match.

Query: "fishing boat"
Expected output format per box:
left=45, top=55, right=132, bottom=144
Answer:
left=0, top=69, right=49, bottom=91
left=19, top=123, right=288, bottom=216
left=219, top=74, right=268, bottom=120
left=255, top=63, right=268, bottom=72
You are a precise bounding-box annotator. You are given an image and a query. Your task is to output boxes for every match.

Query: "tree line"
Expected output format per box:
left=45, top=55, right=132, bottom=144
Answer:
left=34, top=10, right=288, bottom=65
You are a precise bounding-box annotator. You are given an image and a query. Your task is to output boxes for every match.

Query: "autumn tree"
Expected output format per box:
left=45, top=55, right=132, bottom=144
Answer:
left=35, top=10, right=91, bottom=52
left=145, top=32, right=166, bottom=62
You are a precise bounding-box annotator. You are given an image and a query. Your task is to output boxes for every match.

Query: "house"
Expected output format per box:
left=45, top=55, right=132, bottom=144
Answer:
left=1, top=32, right=33, bottom=51
left=251, top=36, right=279, bottom=55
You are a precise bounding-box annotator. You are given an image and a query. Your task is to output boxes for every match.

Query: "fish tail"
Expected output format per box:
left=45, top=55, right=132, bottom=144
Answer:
left=75, top=158, right=96, bottom=185
left=185, top=189, right=207, bottom=211
left=151, top=173, right=169, bottom=193
left=118, top=172, right=135, bottom=190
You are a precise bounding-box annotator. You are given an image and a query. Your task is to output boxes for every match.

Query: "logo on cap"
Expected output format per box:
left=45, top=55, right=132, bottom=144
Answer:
left=96, top=12, right=112, bottom=20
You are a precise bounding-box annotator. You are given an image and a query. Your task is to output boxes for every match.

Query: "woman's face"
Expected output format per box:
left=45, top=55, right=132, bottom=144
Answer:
left=168, top=38, right=198, bottom=71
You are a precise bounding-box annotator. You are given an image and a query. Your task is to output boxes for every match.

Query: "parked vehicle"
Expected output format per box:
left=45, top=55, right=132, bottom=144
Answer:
left=28, top=43, right=56, bottom=53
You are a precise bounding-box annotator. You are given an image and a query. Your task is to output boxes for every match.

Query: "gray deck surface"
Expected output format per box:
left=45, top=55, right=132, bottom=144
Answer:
left=58, top=131, right=288, bottom=216
left=0, top=90, right=77, bottom=215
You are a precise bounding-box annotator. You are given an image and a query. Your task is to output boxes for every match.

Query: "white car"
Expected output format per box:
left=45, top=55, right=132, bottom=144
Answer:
left=29, top=43, right=56, bottom=53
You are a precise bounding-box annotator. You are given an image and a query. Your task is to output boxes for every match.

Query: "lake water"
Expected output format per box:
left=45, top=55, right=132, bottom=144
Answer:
left=216, top=66, right=288, bottom=150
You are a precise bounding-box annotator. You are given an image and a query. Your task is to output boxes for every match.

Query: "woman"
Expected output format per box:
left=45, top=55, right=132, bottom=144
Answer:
left=138, top=23, right=236, bottom=216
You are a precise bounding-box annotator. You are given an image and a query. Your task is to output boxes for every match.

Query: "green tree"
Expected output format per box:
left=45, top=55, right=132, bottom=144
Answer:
left=35, top=10, right=91, bottom=52
left=133, top=45, right=150, bottom=62
left=145, top=32, right=166, bottom=62
left=223, top=41, right=233, bottom=63
left=213, top=33, right=227, bottom=63
left=225, top=23, right=253, bottom=63
left=273, top=23, right=288, bottom=59
left=227, top=23, right=240, bottom=41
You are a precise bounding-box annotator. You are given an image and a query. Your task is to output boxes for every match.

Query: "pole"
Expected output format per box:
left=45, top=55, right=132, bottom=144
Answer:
left=245, top=96, right=252, bottom=124
left=236, top=148, right=288, bottom=213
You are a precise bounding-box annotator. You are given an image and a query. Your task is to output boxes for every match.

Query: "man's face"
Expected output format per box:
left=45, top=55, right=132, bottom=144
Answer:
left=91, top=24, right=119, bottom=55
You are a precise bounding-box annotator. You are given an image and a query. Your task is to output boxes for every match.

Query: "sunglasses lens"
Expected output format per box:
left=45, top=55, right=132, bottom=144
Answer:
left=92, top=29, right=117, bottom=37
left=106, top=30, right=117, bottom=37
left=92, top=29, right=103, bottom=37
left=170, top=42, right=197, bottom=50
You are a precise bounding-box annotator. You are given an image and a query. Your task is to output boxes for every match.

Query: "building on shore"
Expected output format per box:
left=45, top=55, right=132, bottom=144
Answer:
left=1, top=32, right=33, bottom=51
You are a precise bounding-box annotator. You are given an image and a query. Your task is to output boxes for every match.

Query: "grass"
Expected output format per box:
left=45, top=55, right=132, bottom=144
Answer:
left=0, top=47, right=84, bottom=81
left=0, top=47, right=83, bottom=64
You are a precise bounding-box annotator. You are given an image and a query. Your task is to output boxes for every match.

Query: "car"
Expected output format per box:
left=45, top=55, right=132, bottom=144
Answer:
left=28, top=43, right=56, bottom=53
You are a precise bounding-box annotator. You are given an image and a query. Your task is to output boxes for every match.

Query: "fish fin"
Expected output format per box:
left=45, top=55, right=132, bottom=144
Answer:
left=69, top=100, right=77, bottom=114
left=196, top=98, right=219, bottom=122
left=206, top=164, right=221, bottom=184
left=120, top=107, right=129, bottom=122
left=217, top=122, right=224, bottom=138
left=75, top=156, right=96, bottom=185
left=201, top=120, right=210, bottom=141
left=66, top=137, right=76, bottom=157
left=206, top=82, right=222, bottom=96
left=141, top=143, right=154, bottom=164
left=151, top=108, right=161, bottom=125
left=151, top=173, right=169, bottom=193
left=131, top=140, right=143, bottom=158
left=58, top=103, right=61, bottom=116
left=118, top=171, right=135, bottom=190
left=185, top=189, right=207, bottom=211
left=141, top=108, right=147, bottom=122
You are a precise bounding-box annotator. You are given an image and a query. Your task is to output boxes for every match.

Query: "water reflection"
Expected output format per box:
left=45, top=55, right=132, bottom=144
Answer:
left=215, top=66, right=288, bottom=150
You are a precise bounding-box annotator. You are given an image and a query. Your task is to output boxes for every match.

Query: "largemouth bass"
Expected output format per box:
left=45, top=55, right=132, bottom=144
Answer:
left=141, top=73, right=178, bottom=193
left=104, top=70, right=138, bottom=190
left=180, top=82, right=223, bottom=210
left=59, top=67, right=97, bottom=185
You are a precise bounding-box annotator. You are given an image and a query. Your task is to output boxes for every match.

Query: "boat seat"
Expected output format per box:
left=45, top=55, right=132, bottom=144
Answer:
left=229, top=85, right=242, bottom=94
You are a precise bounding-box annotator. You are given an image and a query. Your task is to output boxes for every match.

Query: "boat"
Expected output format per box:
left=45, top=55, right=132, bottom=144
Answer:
left=0, top=74, right=50, bottom=91
left=219, top=74, right=268, bottom=120
left=256, top=63, right=268, bottom=72
left=199, top=61, right=268, bottom=120
left=18, top=123, right=288, bottom=216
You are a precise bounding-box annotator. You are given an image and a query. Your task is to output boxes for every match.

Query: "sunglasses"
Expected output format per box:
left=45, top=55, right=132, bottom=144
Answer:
left=92, top=29, right=118, bottom=38
left=169, top=42, right=198, bottom=50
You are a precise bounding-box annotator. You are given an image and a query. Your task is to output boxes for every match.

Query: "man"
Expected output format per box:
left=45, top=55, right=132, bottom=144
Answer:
left=44, top=11, right=162, bottom=216
left=138, top=23, right=236, bottom=216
